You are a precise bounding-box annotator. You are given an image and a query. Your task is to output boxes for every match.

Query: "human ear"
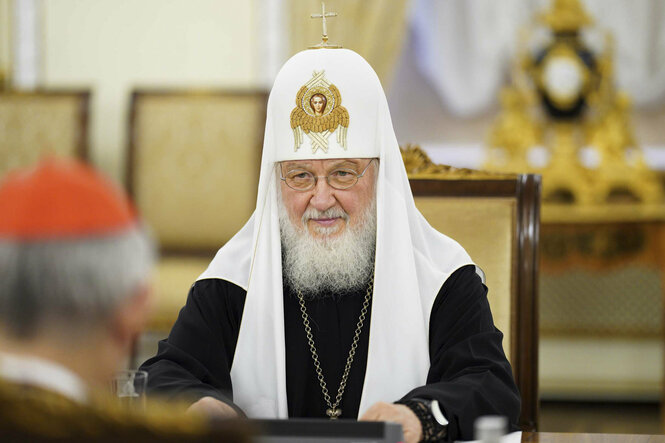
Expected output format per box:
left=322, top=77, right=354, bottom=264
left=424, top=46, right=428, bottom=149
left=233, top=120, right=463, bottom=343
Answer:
left=110, top=284, right=153, bottom=351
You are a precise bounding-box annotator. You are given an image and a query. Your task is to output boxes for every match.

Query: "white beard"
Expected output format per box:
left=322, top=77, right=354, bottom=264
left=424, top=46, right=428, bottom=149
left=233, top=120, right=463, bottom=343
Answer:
left=278, top=194, right=377, bottom=298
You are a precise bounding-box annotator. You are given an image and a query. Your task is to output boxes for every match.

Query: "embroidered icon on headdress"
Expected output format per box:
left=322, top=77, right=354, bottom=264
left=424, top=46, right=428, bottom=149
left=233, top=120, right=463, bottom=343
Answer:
left=290, top=70, right=349, bottom=153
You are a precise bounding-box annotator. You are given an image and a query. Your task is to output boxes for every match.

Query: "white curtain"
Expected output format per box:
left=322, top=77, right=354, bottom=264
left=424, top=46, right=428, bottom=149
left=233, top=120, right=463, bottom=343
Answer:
left=584, top=0, right=665, bottom=108
left=412, top=0, right=665, bottom=116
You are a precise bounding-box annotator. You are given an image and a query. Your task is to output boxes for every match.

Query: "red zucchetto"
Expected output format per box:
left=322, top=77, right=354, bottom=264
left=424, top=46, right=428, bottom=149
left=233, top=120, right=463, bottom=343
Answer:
left=0, top=158, right=137, bottom=240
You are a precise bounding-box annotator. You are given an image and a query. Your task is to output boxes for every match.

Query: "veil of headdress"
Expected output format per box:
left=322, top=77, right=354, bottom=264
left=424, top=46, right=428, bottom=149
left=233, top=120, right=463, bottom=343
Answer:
left=199, top=48, right=473, bottom=418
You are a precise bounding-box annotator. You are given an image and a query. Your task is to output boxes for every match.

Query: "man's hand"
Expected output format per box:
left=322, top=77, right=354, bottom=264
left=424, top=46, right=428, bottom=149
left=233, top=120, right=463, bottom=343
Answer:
left=186, top=396, right=239, bottom=419
left=359, top=401, right=422, bottom=443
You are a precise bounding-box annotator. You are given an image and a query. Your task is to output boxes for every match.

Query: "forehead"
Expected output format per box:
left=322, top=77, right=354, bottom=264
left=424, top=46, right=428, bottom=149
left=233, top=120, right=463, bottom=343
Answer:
left=281, top=158, right=366, bottom=170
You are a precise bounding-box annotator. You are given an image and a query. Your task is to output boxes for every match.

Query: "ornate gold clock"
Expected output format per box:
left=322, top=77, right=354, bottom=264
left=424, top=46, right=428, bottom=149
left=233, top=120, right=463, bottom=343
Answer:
left=485, top=0, right=662, bottom=205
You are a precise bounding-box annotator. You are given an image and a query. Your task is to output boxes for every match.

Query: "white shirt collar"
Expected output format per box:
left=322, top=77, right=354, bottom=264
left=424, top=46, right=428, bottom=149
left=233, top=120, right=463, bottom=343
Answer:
left=0, top=352, right=88, bottom=403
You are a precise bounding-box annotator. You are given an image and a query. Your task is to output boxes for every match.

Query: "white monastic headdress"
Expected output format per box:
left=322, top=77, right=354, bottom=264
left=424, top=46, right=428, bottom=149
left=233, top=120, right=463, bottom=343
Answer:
left=199, top=48, right=472, bottom=418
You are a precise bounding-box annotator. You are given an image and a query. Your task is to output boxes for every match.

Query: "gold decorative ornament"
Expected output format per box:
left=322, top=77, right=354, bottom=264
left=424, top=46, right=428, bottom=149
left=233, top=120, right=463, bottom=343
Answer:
left=400, top=144, right=513, bottom=180
left=290, top=70, right=349, bottom=154
left=540, top=0, right=592, bottom=33
left=484, top=0, right=663, bottom=206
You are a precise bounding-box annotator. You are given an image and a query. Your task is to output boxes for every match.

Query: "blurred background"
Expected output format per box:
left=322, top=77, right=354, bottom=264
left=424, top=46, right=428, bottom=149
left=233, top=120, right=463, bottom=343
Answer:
left=1, top=0, right=664, bottom=435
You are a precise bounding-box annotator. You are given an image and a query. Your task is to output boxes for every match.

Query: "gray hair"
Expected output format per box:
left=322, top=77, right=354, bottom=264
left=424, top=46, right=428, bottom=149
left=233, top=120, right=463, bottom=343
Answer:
left=0, top=226, right=155, bottom=339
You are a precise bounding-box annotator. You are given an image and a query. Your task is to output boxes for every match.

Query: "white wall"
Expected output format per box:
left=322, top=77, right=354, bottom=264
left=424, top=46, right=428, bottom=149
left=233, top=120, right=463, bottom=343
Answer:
left=42, top=0, right=259, bottom=183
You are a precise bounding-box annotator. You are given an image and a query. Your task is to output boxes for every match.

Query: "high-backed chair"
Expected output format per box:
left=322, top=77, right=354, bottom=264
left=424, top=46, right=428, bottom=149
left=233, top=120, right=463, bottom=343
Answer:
left=127, top=90, right=268, bottom=333
left=402, top=145, right=541, bottom=431
left=0, top=90, right=90, bottom=176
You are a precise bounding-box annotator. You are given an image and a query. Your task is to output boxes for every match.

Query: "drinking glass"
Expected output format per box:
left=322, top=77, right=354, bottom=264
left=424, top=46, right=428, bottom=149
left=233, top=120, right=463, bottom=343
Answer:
left=111, top=369, right=148, bottom=410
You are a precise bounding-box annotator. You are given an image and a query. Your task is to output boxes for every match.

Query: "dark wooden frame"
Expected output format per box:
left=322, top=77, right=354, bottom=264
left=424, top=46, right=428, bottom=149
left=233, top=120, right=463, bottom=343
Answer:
left=409, top=174, right=541, bottom=432
left=126, top=89, right=269, bottom=255
left=0, top=90, right=91, bottom=161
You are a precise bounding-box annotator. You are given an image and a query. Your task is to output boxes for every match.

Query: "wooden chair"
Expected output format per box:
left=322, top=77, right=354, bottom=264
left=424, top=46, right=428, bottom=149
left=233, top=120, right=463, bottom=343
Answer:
left=127, top=89, right=268, bottom=334
left=0, top=90, right=90, bottom=177
left=402, top=145, right=541, bottom=431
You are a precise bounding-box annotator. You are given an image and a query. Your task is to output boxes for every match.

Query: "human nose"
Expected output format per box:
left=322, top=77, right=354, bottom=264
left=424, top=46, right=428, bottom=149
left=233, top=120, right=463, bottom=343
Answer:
left=309, top=177, right=337, bottom=211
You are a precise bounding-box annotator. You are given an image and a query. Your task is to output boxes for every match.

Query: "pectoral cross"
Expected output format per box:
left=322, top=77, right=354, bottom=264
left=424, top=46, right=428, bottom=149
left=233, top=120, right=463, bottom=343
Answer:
left=326, top=407, right=342, bottom=419
left=310, top=2, right=342, bottom=49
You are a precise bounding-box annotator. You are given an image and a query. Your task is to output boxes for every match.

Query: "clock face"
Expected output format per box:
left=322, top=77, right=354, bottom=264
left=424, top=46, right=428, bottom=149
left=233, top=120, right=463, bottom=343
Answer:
left=542, top=56, right=584, bottom=107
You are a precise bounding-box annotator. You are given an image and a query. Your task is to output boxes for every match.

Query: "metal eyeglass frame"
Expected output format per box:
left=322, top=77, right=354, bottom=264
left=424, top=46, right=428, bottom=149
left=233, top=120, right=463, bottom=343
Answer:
left=279, top=159, right=374, bottom=191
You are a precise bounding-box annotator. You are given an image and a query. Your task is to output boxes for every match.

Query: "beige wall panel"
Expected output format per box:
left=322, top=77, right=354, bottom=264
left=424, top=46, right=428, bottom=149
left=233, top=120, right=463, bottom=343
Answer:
left=540, top=337, right=663, bottom=400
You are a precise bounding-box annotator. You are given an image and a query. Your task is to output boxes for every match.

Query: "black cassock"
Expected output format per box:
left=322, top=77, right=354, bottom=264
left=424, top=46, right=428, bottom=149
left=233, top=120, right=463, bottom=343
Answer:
left=140, top=265, right=520, bottom=441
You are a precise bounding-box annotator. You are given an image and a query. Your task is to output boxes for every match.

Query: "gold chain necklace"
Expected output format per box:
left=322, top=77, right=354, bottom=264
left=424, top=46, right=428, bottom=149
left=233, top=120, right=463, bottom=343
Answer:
left=296, top=276, right=373, bottom=419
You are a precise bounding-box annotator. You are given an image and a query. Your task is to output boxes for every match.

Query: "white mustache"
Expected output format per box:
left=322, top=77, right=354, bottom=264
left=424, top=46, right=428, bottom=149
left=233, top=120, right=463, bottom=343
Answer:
left=301, top=207, right=350, bottom=226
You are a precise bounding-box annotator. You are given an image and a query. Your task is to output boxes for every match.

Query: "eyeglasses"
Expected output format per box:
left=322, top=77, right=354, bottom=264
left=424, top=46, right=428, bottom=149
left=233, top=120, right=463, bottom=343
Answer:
left=280, top=160, right=374, bottom=191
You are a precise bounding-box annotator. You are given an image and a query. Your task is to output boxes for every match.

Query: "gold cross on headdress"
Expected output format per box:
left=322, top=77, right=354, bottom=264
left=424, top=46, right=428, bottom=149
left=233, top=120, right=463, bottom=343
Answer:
left=309, top=2, right=342, bottom=49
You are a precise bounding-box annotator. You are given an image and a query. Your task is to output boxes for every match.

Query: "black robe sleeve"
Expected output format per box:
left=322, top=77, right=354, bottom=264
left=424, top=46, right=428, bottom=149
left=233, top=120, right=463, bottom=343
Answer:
left=398, top=265, right=521, bottom=441
left=139, top=279, right=246, bottom=412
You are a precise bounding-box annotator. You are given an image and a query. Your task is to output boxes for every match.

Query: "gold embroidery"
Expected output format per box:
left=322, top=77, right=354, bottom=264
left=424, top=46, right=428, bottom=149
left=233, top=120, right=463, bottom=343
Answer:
left=290, top=70, right=349, bottom=154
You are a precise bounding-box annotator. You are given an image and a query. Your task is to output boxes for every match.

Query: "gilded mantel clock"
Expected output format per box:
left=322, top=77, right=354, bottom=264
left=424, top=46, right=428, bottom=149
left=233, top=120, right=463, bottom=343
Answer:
left=485, top=0, right=662, bottom=206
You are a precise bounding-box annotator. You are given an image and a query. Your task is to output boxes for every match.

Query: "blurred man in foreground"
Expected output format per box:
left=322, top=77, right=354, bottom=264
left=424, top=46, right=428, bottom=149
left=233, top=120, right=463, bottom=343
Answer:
left=0, top=159, right=248, bottom=442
